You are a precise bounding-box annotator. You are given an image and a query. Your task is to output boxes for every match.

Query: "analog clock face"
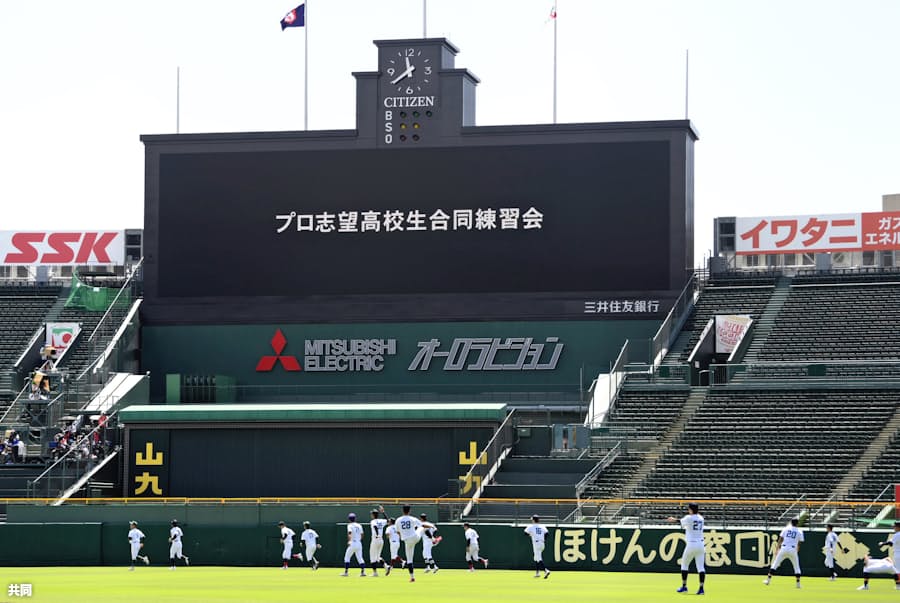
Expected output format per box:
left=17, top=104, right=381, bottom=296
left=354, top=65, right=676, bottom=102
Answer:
left=383, top=47, right=433, bottom=95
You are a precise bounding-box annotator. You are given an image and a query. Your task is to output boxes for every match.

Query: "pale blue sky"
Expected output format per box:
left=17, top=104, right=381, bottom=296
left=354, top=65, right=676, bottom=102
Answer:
left=1, top=0, right=898, bottom=263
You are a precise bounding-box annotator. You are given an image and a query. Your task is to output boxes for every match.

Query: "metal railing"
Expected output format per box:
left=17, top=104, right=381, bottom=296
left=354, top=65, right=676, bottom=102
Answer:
left=172, top=382, right=582, bottom=404
left=863, top=482, right=897, bottom=516
left=575, top=441, right=621, bottom=500
left=85, top=257, right=143, bottom=345
left=777, top=494, right=808, bottom=522
left=1, top=495, right=891, bottom=529
left=649, top=275, right=698, bottom=366
left=572, top=497, right=894, bottom=530
left=710, top=359, right=900, bottom=386
left=26, top=411, right=119, bottom=499
left=68, top=260, right=144, bottom=411
left=458, top=409, right=517, bottom=503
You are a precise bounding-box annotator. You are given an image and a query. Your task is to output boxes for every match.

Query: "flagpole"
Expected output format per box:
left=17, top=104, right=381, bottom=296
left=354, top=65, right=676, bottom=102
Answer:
left=423, top=0, right=427, bottom=37
left=684, top=48, right=689, bottom=120
left=553, top=6, right=557, bottom=123
left=304, top=1, right=309, bottom=130
left=176, top=66, right=180, bottom=134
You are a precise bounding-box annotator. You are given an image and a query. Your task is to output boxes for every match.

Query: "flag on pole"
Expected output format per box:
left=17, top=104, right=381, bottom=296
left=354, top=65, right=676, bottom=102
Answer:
left=281, top=4, right=305, bottom=30
left=548, top=3, right=557, bottom=21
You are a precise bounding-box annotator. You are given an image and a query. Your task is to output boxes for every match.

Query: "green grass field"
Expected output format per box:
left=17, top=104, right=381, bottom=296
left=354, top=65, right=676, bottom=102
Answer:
left=3, top=567, right=895, bottom=603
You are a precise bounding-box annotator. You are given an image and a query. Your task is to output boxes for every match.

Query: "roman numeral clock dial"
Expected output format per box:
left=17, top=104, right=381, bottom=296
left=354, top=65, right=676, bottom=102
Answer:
left=379, top=46, right=438, bottom=146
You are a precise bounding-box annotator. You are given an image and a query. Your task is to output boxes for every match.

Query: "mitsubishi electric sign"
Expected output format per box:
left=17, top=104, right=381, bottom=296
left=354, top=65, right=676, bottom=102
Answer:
left=304, top=338, right=398, bottom=372
left=141, top=320, right=660, bottom=400
left=254, top=331, right=562, bottom=373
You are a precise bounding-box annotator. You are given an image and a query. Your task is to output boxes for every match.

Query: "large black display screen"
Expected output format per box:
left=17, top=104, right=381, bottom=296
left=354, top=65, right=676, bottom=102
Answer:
left=155, top=141, right=672, bottom=299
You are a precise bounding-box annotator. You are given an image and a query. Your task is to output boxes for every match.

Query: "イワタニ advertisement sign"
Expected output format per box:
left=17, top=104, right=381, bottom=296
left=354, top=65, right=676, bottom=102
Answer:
left=45, top=322, right=81, bottom=354
left=735, top=211, right=900, bottom=255
left=715, top=315, right=751, bottom=354
left=0, top=231, right=125, bottom=265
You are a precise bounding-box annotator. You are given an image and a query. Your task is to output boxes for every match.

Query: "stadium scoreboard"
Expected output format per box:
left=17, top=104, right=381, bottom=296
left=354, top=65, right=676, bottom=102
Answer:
left=141, top=38, right=697, bottom=325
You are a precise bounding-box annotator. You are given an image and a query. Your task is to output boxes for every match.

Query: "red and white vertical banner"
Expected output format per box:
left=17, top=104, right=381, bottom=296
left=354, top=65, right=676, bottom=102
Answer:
left=715, top=315, right=752, bottom=354
left=895, top=484, right=900, bottom=518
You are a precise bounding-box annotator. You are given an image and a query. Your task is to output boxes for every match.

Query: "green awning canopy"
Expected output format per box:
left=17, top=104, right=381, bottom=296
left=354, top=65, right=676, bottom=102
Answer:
left=119, top=402, right=508, bottom=424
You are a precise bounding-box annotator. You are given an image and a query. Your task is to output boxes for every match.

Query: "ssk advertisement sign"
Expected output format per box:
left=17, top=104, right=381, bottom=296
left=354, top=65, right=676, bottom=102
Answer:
left=0, top=230, right=125, bottom=265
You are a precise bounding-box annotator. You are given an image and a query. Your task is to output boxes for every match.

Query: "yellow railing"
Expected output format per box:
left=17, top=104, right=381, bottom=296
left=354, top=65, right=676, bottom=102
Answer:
left=0, top=496, right=889, bottom=507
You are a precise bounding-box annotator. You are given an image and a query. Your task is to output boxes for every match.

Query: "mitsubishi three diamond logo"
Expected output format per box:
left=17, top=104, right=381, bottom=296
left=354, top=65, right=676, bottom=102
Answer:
left=255, top=329, right=302, bottom=372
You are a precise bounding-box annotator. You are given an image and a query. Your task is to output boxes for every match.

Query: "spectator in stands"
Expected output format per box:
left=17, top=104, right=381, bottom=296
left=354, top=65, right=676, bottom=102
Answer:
left=39, top=347, right=57, bottom=372
left=40, top=375, right=51, bottom=400
left=7, top=431, right=21, bottom=463
left=29, top=380, right=40, bottom=401
left=98, top=411, right=109, bottom=444
left=17, top=437, right=26, bottom=463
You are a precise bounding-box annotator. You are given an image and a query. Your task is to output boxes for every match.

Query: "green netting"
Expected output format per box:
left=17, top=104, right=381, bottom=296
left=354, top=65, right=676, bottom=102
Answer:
left=65, top=273, right=130, bottom=311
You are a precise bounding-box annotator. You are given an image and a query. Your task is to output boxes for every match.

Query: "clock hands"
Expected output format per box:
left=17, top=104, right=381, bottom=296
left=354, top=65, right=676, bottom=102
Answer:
left=390, top=56, right=416, bottom=85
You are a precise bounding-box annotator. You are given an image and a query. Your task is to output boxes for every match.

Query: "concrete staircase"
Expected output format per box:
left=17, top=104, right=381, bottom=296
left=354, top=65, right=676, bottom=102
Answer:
left=42, top=290, right=70, bottom=323
left=600, top=386, right=708, bottom=520
left=741, top=276, right=792, bottom=363
left=830, top=405, right=900, bottom=500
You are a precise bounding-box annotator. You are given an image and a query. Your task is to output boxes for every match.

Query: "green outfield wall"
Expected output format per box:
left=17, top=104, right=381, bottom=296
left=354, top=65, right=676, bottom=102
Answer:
left=0, top=516, right=891, bottom=577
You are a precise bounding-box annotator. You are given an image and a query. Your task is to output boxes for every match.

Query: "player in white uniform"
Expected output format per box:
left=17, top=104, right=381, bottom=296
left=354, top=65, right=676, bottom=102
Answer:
left=764, top=518, right=804, bottom=588
left=278, top=521, right=296, bottom=569
left=419, top=513, right=441, bottom=573
left=127, top=521, right=149, bottom=570
left=386, top=517, right=404, bottom=569
left=299, top=521, right=321, bottom=570
left=341, top=513, right=366, bottom=577
left=524, top=514, right=550, bottom=579
left=463, top=522, right=489, bottom=571
left=883, top=522, right=900, bottom=574
left=369, top=508, right=390, bottom=576
left=823, top=524, right=847, bottom=580
left=168, top=519, right=190, bottom=570
left=859, top=521, right=900, bottom=591
left=668, top=503, right=705, bottom=595
left=396, top=505, right=423, bottom=582
left=857, top=552, right=900, bottom=591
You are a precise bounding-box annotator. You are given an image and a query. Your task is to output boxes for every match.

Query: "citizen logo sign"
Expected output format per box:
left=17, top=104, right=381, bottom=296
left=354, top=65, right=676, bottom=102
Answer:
left=383, top=95, right=435, bottom=108
left=0, top=231, right=124, bottom=265
left=255, top=329, right=301, bottom=372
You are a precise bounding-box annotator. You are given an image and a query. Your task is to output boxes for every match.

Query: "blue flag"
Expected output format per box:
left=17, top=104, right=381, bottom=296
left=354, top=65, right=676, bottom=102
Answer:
left=280, top=4, right=305, bottom=30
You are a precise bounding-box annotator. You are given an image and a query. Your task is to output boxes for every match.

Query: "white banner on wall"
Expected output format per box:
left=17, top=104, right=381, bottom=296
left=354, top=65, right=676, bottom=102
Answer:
left=715, top=315, right=752, bottom=354
left=45, top=322, right=81, bottom=354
